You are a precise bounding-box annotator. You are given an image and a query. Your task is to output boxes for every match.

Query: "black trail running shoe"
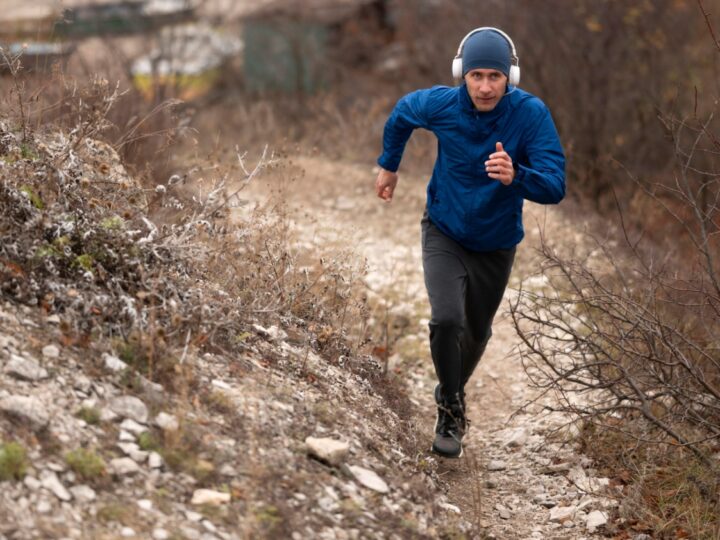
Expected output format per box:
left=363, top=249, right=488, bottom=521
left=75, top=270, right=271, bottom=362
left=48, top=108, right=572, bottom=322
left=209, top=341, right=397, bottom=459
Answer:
left=431, top=385, right=467, bottom=458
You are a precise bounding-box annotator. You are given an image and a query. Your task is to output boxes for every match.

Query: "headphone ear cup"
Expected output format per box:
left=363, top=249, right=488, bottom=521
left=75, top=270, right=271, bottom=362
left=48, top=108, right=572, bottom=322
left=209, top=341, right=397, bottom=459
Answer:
left=509, top=65, right=520, bottom=86
left=452, top=57, right=462, bottom=79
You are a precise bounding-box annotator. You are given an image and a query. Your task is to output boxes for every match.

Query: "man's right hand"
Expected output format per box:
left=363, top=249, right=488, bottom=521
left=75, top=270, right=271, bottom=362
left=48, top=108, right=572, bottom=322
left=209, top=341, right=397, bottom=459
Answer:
left=375, top=167, right=399, bottom=202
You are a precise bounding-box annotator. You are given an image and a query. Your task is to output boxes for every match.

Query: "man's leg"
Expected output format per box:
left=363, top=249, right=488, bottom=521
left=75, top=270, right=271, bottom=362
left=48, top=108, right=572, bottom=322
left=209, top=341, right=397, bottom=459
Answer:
left=460, top=247, right=516, bottom=390
left=422, top=217, right=468, bottom=403
left=422, top=216, right=470, bottom=458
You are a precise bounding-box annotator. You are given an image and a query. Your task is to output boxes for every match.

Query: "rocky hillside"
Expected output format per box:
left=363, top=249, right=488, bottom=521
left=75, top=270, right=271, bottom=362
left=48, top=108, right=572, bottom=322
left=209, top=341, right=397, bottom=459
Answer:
left=0, top=115, right=633, bottom=540
left=0, top=106, right=490, bottom=539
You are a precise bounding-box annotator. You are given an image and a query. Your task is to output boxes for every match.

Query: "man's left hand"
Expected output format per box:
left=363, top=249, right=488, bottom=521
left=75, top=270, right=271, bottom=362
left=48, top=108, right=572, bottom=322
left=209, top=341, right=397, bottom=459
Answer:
left=485, top=142, right=515, bottom=186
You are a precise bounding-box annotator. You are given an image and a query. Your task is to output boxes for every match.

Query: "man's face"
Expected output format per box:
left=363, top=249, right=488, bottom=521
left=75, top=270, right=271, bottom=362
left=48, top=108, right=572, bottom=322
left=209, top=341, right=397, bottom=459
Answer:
left=464, top=69, right=507, bottom=112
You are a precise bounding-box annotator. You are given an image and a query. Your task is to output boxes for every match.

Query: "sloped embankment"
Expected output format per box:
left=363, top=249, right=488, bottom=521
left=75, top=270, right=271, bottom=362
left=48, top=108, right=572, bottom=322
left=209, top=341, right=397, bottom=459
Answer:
left=0, top=124, right=466, bottom=539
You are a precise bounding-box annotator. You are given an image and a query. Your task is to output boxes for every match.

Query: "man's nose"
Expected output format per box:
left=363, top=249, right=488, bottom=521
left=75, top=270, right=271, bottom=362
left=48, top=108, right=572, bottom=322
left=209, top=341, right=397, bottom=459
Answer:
left=479, top=79, right=492, bottom=93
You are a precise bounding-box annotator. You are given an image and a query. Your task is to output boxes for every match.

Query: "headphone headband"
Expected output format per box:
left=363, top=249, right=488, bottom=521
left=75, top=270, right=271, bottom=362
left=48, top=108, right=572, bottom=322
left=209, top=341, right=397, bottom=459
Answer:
left=455, top=27, right=518, bottom=63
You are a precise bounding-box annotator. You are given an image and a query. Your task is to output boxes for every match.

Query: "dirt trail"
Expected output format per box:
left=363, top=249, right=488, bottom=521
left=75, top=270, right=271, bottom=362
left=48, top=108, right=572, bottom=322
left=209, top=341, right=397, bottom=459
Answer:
left=246, top=155, right=614, bottom=539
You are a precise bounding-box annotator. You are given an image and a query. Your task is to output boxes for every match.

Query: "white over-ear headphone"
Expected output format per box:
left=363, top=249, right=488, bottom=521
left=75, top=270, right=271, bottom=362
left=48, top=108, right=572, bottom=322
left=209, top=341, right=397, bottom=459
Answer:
left=451, top=27, right=520, bottom=86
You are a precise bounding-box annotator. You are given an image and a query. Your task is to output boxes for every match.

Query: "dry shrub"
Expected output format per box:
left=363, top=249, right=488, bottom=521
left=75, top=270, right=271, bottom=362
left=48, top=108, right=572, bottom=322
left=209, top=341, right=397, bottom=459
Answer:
left=0, top=68, right=370, bottom=390
left=510, top=7, right=720, bottom=534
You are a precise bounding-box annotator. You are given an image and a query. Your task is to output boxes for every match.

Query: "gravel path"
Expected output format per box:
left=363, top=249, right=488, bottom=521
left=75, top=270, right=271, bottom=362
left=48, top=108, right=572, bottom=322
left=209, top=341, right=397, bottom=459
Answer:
left=250, top=155, right=619, bottom=539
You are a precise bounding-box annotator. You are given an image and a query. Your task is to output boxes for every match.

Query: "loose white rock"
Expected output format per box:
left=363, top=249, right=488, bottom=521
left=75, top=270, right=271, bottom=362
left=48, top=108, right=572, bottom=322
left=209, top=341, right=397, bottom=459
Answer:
left=148, top=452, right=163, bottom=469
left=191, top=489, right=231, bottom=506
left=109, top=396, right=148, bottom=424
left=137, top=499, right=153, bottom=511
left=549, top=505, right=577, bottom=523
left=69, top=485, right=96, bottom=503
left=487, top=460, right=507, bottom=471
left=109, top=457, right=140, bottom=476
left=154, top=412, right=179, bottom=432
left=73, top=376, right=92, bottom=394
left=438, top=501, right=461, bottom=514
left=42, top=345, right=60, bottom=359
left=120, top=418, right=148, bottom=435
left=36, top=499, right=53, bottom=514
left=103, top=353, right=128, bottom=372
left=23, top=475, right=41, bottom=491
left=4, top=354, right=48, bottom=381
left=152, top=529, right=169, bottom=540
left=40, top=471, right=72, bottom=502
left=120, top=527, right=136, bottom=537
left=0, top=395, right=50, bottom=430
left=586, top=510, right=608, bottom=532
left=347, top=465, right=389, bottom=494
left=118, top=430, right=135, bottom=442
left=502, top=427, right=529, bottom=448
left=305, top=437, right=350, bottom=466
left=495, top=503, right=512, bottom=520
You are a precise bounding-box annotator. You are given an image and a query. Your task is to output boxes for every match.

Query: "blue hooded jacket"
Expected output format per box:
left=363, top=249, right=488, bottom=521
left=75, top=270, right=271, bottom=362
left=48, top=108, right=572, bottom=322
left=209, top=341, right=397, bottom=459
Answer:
left=377, top=84, right=565, bottom=251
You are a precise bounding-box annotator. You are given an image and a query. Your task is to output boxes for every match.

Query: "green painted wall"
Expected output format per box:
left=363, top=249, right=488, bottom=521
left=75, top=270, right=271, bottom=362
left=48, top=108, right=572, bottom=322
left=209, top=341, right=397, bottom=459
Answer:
left=243, top=19, right=329, bottom=94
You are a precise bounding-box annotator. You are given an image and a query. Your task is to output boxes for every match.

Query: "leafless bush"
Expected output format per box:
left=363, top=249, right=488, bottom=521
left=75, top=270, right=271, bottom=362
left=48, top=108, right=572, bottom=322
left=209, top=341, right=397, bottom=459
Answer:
left=510, top=3, right=720, bottom=474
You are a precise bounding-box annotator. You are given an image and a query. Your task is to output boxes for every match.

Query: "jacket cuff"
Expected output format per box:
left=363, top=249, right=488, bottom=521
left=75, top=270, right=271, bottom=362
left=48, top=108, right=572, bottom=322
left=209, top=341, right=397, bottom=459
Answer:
left=377, top=155, right=399, bottom=173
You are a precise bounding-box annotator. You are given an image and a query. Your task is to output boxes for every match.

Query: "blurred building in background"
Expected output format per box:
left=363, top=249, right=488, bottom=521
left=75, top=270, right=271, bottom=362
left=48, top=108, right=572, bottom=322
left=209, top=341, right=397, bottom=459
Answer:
left=239, top=0, right=390, bottom=94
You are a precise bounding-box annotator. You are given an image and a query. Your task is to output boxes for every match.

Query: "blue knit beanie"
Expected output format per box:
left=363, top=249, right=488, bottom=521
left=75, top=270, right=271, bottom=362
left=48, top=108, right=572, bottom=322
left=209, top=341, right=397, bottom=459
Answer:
left=462, top=30, right=511, bottom=77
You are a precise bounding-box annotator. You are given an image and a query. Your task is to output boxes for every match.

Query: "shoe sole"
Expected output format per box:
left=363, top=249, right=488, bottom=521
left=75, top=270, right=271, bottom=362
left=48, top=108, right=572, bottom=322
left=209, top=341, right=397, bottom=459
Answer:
left=430, top=444, right=463, bottom=459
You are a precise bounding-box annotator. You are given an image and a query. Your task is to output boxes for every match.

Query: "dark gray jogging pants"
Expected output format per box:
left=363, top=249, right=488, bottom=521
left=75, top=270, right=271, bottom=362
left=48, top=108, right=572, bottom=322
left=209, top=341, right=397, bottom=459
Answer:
left=421, top=213, right=516, bottom=403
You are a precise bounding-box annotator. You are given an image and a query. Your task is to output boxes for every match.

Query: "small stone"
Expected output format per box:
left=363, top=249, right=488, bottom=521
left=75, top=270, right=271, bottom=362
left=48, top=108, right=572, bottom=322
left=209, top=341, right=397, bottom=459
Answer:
left=24, top=475, right=41, bottom=490
left=119, top=430, right=135, bottom=442
left=541, top=462, right=573, bottom=474
left=438, top=501, right=461, bottom=514
left=201, top=520, right=217, bottom=532
left=120, top=418, right=148, bottom=435
left=484, top=479, right=498, bottom=489
left=137, top=499, right=153, bottom=511
left=347, top=465, right=389, bottom=494
left=185, top=511, right=203, bottom=522
left=4, top=354, right=48, bottom=381
left=152, top=529, right=169, bottom=540
left=586, top=510, right=608, bottom=532
left=103, top=353, right=128, bottom=372
left=42, top=345, right=60, bottom=359
left=563, top=520, right=575, bottom=528
left=148, top=452, right=163, bottom=469
left=252, top=324, right=287, bottom=341
left=41, top=471, right=72, bottom=502
left=305, top=437, right=350, bottom=466
left=109, top=396, right=148, bottom=423
left=36, top=499, right=53, bottom=514
left=219, top=463, right=237, bottom=476
left=74, top=376, right=92, bottom=394
left=46, top=314, right=61, bottom=324
left=496, top=504, right=511, bottom=520
left=109, top=457, right=140, bottom=476
left=487, top=460, right=507, bottom=471
left=549, top=505, right=577, bottom=523
left=191, top=489, right=231, bottom=506
left=120, top=527, right=136, bottom=537
left=154, top=412, right=179, bottom=432
left=502, top=427, right=529, bottom=448
left=69, top=485, right=96, bottom=503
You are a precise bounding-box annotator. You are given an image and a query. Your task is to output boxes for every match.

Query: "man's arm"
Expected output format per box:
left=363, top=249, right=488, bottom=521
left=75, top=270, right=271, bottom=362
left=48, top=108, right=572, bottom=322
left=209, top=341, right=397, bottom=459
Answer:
left=375, top=89, right=432, bottom=201
left=514, top=105, right=566, bottom=204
